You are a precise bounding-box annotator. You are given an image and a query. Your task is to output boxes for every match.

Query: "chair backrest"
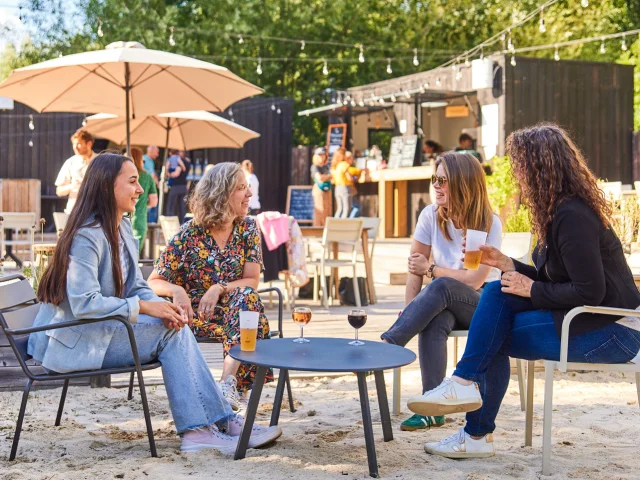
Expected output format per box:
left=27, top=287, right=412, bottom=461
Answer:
left=323, top=218, right=364, bottom=244
left=159, top=216, right=181, bottom=244
left=360, top=217, right=381, bottom=257
left=598, top=181, right=622, bottom=200
left=0, top=212, right=37, bottom=230
left=53, top=212, right=69, bottom=232
left=501, top=232, right=534, bottom=265
left=0, top=275, right=40, bottom=363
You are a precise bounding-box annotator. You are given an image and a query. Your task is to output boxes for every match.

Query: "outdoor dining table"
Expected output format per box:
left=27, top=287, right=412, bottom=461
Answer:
left=229, top=337, right=416, bottom=478
left=299, top=225, right=377, bottom=304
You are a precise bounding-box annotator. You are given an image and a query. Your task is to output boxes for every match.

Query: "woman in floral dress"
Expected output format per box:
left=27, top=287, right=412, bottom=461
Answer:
left=148, top=162, right=271, bottom=409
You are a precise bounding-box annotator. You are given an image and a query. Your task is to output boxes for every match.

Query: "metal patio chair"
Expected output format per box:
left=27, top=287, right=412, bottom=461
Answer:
left=0, top=274, right=161, bottom=460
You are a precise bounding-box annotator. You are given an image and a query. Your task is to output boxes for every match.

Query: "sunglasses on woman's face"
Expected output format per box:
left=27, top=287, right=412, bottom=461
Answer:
left=431, top=174, right=447, bottom=186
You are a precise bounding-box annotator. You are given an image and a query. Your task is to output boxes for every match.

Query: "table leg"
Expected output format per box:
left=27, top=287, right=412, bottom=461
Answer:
left=270, top=368, right=288, bottom=426
left=356, top=372, right=380, bottom=478
left=361, top=229, right=377, bottom=304
left=374, top=371, right=393, bottom=442
left=332, top=241, right=339, bottom=300
left=234, top=366, right=267, bottom=460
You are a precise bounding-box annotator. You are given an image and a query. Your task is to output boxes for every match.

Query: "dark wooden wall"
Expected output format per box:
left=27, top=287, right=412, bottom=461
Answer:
left=0, top=97, right=294, bottom=226
left=504, top=56, right=635, bottom=183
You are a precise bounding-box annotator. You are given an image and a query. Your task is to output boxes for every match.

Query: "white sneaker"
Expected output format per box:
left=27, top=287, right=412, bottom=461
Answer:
left=407, top=377, right=482, bottom=416
left=180, top=425, right=238, bottom=454
left=224, top=413, right=283, bottom=448
left=218, top=376, right=241, bottom=411
left=424, top=427, right=495, bottom=458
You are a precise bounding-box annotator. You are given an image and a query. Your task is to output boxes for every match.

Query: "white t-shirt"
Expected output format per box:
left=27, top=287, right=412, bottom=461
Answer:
left=55, top=152, right=97, bottom=213
left=413, top=204, right=503, bottom=282
left=246, top=173, right=261, bottom=210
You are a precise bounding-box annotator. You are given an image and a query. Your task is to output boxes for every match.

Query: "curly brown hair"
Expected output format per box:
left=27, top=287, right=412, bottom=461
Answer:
left=506, top=123, right=612, bottom=244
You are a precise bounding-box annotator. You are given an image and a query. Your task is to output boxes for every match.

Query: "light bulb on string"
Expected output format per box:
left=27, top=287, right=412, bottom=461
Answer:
left=378, top=97, right=385, bottom=104
left=554, top=45, right=560, bottom=61
left=277, top=107, right=282, bottom=114
left=581, top=0, right=589, bottom=7
left=350, top=99, right=356, bottom=107
left=507, top=34, right=514, bottom=53
left=82, top=115, right=87, bottom=126
left=322, top=59, right=329, bottom=76
left=455, top=67, right=462, bottom=81
left=419, top=85, right=425, bottom=94
left=358, top=99, right=365, bottom=107
left=622, top=37, right=628, bottom=51
left=300, top=40, right=305, bottom=50
left=238, top=35, right=244, bottom=44
left=424, top=81, right=429, bottom=88
left=29, top=139, right=33, bottom=148
left=386, top=58, right=392, bottom=74
left=510, top=55, right=516, bottom=67
left=28, top=114, right=34, bottom=131
left=321, top=98, right=325, bottom=105
left=169, top=26, right=175, bottom=47
left=310, top=98, right=315, bottom=105
left=464, top=56, right=470, bottom=67
left=390, top=93, right=396, bottom=103
left=413, top=48, right=419, bottom=67
left=256, top=58, right=262, bottom=75
left=228, top=108, right=233, bottom=118
left=539, top=9, right=546, bottom=33
left=271, top=103, right=276, bottom=111
left=404, top=91, right=411, bottom=99
left=97, top=18, right=104, bottom=38
left=600, top=38, right=606, bottom=54
left=435, top=78, right=441, bottom=87
left=358, top=45, right=365, bottom=63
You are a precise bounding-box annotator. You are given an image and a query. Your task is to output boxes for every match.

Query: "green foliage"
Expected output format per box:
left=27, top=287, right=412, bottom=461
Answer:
left=22, top=262, right=45, bottom=293
left=485, top=157, right=519, bottom=214
left=504, top=204, right=532, bottom=233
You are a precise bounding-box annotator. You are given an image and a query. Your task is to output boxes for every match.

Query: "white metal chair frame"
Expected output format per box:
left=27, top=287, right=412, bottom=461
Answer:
left=523, top=305, right=640, bottom=476
left=0, top=213, right=37, bottom=271
left=308, top=218, right=364, bottom=308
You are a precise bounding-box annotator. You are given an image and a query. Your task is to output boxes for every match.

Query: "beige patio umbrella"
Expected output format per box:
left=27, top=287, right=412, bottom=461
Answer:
left=84, top=110, right=261, bottom=213
left=0, top=41, right=263, bottom=153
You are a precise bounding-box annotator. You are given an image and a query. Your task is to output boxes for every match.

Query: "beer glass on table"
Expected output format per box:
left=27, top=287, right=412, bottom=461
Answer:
left=292, top=307, right=312, bottom=343
left=240, top=311, right=259, bottom=352
left=348, top=309, right=367, bottom=346
left=464, top=229, right=488, bottom=270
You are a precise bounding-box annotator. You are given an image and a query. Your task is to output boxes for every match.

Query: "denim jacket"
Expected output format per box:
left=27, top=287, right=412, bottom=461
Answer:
left=27, top=215, right=164, bottom=373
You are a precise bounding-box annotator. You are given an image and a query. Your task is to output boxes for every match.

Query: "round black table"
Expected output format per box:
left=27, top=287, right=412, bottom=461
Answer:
left=229, top=337, right=416, bottom=478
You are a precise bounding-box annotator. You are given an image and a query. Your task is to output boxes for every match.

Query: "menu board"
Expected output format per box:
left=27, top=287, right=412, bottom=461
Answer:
left=388, top=135, right=418, bottom=169
left=285, top=185, right=314, bottom=224
left=326, top=123, right=347, bottom=157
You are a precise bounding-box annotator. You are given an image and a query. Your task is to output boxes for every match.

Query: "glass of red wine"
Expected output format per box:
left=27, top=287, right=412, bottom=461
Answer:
left=348, top=309, right=367, bottom=346
left=292, top=307, right=312, bottom=343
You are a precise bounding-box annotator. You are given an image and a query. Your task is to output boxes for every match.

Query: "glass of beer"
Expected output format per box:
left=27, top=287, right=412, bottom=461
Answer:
left=464, top=229, right=488, bottom=270
left=348, top=309, right=367, bottom=346
left=239, top=311, right=259, bottom=351
left=292, top=307, right=312, bottom=343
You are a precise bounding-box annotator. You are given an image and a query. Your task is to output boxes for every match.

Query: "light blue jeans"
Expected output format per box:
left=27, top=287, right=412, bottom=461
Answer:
left=101, top=314, right=234, bottom=434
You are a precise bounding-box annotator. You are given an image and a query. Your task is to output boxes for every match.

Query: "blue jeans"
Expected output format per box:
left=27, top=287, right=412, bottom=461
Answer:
left=101, top=315, right=234, bottom=434
left=147, top=206, right=158, bottom=224
left=454, top=281, right=640, bottom=437
left=382, top=277, right=479, bottom=393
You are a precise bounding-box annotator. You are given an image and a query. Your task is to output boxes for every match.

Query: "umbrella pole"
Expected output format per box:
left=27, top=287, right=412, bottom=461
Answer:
left=158, top=120, right=171, bottom=216
left=125, top=63, right=131, bottom=155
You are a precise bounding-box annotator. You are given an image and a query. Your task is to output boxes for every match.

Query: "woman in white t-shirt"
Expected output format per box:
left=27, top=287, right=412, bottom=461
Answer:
left=241, top=159, right=261, bottom=215
left=381, top=152, right=502, bottom=432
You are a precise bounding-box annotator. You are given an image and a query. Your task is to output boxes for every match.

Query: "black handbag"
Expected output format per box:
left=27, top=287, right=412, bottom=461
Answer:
left=338, top=277, right=369, bottom=306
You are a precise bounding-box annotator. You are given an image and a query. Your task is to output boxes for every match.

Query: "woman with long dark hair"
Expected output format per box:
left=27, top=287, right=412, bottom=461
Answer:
left=28, top=153, right=281, bottom=454
left=409, top=124, right=640, bottom=459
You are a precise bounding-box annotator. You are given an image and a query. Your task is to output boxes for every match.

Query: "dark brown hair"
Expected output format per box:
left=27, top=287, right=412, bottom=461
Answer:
left=130, top=146, right=144, bottom=171
left=70, top=128, right=94, bottom=144
left=435, top=152, right=494, bottom=241
left=506, top=123, right=612, bottom=244
left=37, top=153, right=132, bottom=304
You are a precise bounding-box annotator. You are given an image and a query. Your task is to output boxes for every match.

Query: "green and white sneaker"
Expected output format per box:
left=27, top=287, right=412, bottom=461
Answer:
left=400, top=414, right=445, bottom=431
left=424, top=426, right=495, bottom=459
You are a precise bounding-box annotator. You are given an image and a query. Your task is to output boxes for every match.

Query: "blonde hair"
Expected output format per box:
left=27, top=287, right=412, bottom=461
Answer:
left=312, top=154, right=326, bottom=166
left=435, top=153, right=494, bottom=241
left=189, top=162, right=243, bottom=229
left=330, top=148, right=346, bottom=170
left=241, top=159, right=253, bottom=174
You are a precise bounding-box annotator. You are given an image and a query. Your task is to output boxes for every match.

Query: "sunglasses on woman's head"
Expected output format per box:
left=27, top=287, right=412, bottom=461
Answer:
left=431, top=174, right=447, bottom=186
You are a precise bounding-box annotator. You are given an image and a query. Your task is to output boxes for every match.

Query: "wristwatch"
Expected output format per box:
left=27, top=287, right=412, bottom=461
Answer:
left=426, top=263, right=437, bottom=279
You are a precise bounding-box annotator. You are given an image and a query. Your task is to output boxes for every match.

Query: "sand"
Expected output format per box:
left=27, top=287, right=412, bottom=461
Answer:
left=1, top=369, right=639, bottom=480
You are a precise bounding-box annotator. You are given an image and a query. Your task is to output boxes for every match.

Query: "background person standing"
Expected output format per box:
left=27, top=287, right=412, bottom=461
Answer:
left=130, top=147, right=158, bottom=254
left=166, top=150, right=191, bottom=223
left=55, top=128, right=97, bottom=214
left=310, top=147, right=332, bottom=227
left=143, top=145, right=160, bottom=223
left=241, top=159, right=261, bottom=215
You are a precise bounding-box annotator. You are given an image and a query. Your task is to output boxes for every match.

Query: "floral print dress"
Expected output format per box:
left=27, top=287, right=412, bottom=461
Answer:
left=154, top=216, right=272, bottom=391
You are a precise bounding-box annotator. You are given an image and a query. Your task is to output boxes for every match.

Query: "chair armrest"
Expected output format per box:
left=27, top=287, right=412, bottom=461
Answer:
left=559, top=306, right=640, bottom=371
left=257, top=287, right=283, bottom=338
left=0, top=274, right=27, bottom=284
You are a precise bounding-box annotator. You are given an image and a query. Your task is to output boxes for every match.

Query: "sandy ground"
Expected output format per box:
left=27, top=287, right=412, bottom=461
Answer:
left=1, top=369, right=639, bottom=480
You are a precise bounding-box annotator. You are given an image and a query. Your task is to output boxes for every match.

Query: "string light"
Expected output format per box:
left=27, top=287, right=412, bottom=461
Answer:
left=97, top=18, right=104, bottom=38
left=169, top=26, right=175, bottom=47
left=621, top=36, right=627, bottom=51
left=510, top=55, right=517, bottom=66
left=28, top=114, right=34, bottom=131
left=238, top=34, right=244, bottom=44
left=464, top=56, right=470, bottom=67
left=358, top=99, right=365, bottom=107
left=271, top=103, right=276, bottom=111
left=390, top=93, right=396, bottom=102
left=28, top=139, right=33, bottom=148
left=507, top=32, right=515, bottom=53
left=277, top=107, right=282, bottom=114
left=539, top=8, right=546, bottom=33
left=404, top=91, right=411, bottom=99
left=82, top=115, right=87, bottom=126
left=600, top=38, right=606, bottom=54
left=412, top=48, right=419, bottom=66
left=359, top=45, right=365, bottom=63
left=322, top=59, right=328, bottom=75
left=554, top=45, right=560, bottom=61
left=300, top=40, right=305, bottom=50
left=386, top=58, right=392, bottom=74
left=310, top=98, right=315, bottom=105
left=424, top=81, right=430, bottom=88
left=419, top=85, right=425, bottom=94
left=581, top=0, right=589, bottom=7
left=256, top=57, right=262, bottom=75
left=435, top=78, right=441, bottom=87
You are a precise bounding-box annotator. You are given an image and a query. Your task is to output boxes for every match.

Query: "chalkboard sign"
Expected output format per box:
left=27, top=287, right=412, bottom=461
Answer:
left=388, top=135, right=418, bottom=169
left=326, top=123, right=347, bottom=157
left=286, top=185, right=314, bottom=224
